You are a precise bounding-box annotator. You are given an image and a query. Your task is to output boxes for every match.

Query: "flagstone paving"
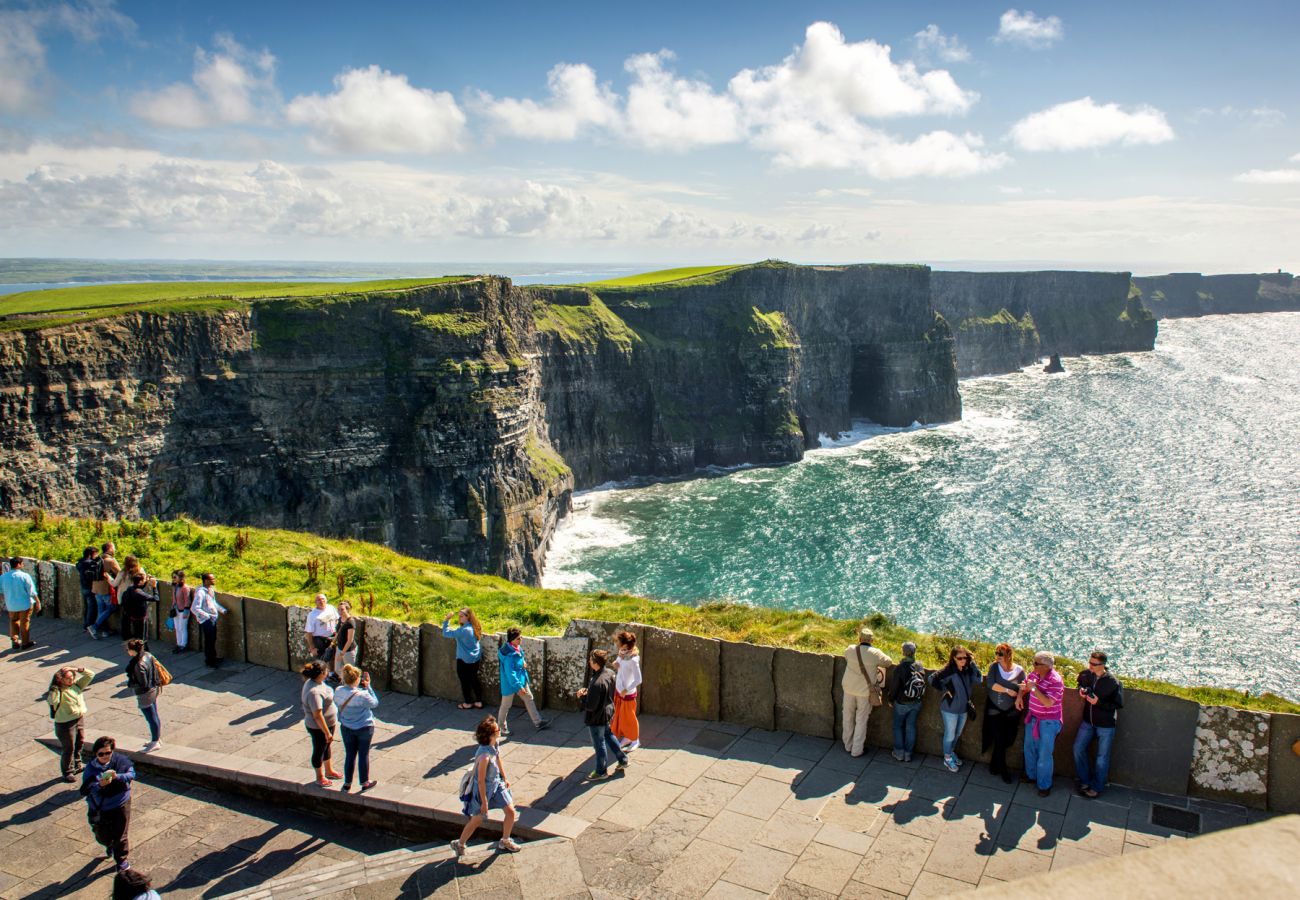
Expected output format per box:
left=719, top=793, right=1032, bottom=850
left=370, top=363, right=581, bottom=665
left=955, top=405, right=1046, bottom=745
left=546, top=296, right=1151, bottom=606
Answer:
left=1, top=618, right=1272, bottom=898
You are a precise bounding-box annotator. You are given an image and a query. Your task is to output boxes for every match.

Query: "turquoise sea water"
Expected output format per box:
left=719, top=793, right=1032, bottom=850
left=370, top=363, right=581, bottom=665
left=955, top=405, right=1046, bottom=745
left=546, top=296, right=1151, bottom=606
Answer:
left=544, top=313, right=1300, bottom=696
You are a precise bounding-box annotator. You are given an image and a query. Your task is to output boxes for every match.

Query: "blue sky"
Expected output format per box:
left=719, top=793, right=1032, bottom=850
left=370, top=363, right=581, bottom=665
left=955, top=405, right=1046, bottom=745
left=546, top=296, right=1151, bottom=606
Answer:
left=1, top=0, right=1297, bottom=271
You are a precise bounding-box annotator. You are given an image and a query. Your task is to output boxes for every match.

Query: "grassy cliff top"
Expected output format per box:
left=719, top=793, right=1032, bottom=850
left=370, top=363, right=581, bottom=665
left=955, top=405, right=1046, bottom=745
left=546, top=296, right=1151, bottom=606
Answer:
left=579, top=265, right=744, bottom=288
left=0, top=277, right=472, bottom=332
left=3, top=515, right=1294, bottom=713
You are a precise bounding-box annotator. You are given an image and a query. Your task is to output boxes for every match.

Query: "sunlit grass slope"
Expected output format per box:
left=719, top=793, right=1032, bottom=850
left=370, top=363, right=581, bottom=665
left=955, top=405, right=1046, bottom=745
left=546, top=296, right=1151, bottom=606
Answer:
left=2, top=516, right=1293, bottom=712
left=582, top=265, right=743, bottom=287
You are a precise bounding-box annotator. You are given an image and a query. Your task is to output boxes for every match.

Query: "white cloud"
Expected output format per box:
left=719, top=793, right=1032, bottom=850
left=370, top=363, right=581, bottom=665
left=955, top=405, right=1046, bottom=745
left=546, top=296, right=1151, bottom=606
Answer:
left=131, top=34, right=276, bottom=129
left=287, top=65, right=466, bottom=154
left=624, top=51, right=743, bottom=150
left=476, top=62, right=619, bottom=141
left=913, top=25, right=971, bottom=64
left=1291, top=152, right=1300, bottom=163
left=0, top=1, right=133, bottom=113
left=1190, top=105, right=1286, bottom=127
left=1234, top=168, right=1300, bottom=184
left=995, top=9, right=1063, bottom=48
left=1010, top=97, right=1174, bottom=151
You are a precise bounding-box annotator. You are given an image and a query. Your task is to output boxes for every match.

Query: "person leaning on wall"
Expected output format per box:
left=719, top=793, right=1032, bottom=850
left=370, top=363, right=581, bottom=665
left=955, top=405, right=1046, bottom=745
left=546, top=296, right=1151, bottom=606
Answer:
left=841, top=626, right=892, bottom=758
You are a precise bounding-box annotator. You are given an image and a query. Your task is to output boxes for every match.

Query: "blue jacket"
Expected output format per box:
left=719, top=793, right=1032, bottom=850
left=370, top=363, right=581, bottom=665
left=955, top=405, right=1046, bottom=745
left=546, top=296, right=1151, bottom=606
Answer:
left=80, top=751, right=134, bottom=812
left=333, top=684, right=379, bottom=729
left=931, top=665, right=980, bottom=715
left=441, top=622, right=482, bottom=663
left=498, top=641, right=530, bottom=695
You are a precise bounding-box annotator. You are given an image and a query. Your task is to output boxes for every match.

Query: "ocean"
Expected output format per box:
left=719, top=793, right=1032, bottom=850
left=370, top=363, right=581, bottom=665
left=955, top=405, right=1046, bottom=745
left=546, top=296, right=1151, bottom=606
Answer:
left=544, top=313, right=1300, bottom=696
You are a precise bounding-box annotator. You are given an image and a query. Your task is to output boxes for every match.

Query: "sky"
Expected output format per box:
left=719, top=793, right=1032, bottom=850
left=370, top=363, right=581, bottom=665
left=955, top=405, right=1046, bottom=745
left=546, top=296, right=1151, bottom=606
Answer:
left=1, top=0, right=1298, bottom=272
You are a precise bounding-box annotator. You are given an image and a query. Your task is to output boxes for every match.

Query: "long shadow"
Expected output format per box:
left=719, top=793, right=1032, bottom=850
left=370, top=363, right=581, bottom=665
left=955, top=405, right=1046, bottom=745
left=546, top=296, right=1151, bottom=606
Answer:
left=0, top=785, right=81, bottom=828
left=0, top=774, right=67, bottom=812
left=23, top=858, right=106, bottom=899
left=155, top=824, right=324, bottom=898
left=424, top=743, right=479, bottom=778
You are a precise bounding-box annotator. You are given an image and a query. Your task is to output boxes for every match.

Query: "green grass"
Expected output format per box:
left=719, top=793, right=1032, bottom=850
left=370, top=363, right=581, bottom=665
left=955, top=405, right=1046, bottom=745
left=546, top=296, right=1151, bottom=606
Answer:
left=956, top=308, right=1037, bottom=333
left=532, top=293, right=642, bottom=350
left=3, top=515, right=1295, bottom=712
left=580, top=265, right=742, bottom=288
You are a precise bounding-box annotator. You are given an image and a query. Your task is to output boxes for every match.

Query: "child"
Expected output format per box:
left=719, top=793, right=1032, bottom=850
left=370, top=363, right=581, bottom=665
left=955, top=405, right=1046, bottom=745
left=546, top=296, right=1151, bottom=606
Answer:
left=611, top=631, right=642, bottom=751
left=496, top=627, right=549, bottom=737
left=451, top=715, right=520, bottom=855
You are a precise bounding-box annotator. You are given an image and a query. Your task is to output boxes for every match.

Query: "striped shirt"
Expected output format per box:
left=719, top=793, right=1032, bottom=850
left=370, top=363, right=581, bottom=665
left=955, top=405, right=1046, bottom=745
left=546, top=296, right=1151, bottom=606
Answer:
left=1025, top=668, right=1065, bottom=722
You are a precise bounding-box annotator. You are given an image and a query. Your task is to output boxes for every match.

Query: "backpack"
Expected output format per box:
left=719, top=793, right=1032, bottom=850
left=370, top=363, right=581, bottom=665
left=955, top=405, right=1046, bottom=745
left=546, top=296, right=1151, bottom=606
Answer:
left=898, top=661, right=927, bottom=703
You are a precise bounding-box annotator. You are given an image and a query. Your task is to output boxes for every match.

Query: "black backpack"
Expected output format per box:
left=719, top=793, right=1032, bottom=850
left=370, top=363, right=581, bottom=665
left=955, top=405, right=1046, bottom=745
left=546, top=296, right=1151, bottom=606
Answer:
left=897, top=662, right=927, bottom=703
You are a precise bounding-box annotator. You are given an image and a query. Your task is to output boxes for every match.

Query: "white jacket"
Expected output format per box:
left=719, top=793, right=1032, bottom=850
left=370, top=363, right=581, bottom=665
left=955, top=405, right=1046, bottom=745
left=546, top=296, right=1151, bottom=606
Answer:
left=614, top=652, right=642, bottom=696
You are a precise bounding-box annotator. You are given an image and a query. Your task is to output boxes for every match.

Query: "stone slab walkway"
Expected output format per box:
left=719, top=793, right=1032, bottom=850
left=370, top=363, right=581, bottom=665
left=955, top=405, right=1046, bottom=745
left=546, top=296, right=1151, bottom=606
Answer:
left=3, top=618, right=1274, bottom=898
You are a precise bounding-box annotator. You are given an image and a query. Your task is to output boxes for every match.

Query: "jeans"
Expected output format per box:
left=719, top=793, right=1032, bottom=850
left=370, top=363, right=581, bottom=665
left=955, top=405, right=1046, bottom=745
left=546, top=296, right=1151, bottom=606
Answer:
left=588, top=724, right=627, bottom=776
left=1073, top=721, right=1116, bottom=793
left=81, top=589, right=97, bottom=629
left=200, top=619, right=218, bottom=665
left=1024, top=717, right=1063, bottom=790
left=892, top=701, right=921, bottom=755
left=93, top=594, right=114, bottom=633
left=940, top=709, right=968, bottom=758
left=141, top=704, right=161, bottom=742
left=341, top=724, right=373, bottom=785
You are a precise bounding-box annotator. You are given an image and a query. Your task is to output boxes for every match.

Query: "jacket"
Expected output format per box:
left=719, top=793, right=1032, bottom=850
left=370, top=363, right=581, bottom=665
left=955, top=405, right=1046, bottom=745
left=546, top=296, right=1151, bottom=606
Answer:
left=126, top=653, right=159, bottom=695
left=48, top=669, right=95, bottom=723
left=581, top=667, right=617, bottom=727
left=1078, top=670, right=1122, bottom=727
left=442, top=622, right=482, bottom=663
left=91, top=555, right=119, bottom=595
left=119, top=584, right=157, bottom=620
left=498, top=641, right=530, bottom=696
left=80, top=751, right=135, bottom=812
left=841, top=643, right=892, bottom=697
left=930, top=664, right=979, bottom=714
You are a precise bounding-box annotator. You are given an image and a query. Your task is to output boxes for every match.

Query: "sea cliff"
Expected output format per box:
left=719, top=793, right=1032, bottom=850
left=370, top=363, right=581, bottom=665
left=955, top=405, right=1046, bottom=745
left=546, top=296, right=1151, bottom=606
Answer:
left=1133, top=272, right=1300, bottom=319
left=931, top=270, right=1158, bottom=377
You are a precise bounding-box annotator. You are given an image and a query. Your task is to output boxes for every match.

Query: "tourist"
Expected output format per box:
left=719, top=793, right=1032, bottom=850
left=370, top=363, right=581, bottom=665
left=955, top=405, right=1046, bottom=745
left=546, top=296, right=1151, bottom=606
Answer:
left=169, top=570, right=193, bottom=654
left=76, top=546, right=100, bottom=635
left=80, top=736, right=135, bottom=872
left=125, top=639, right=163, bottom=752
left=89, top=542, right=120, bottom=639
left=889, top=641, right=927, bottom=762
left=300, top=660, right=342, bottom=786
left=841, top=625, right=892, bottom=757
left=497, top=627, right=548, bottom=737
left=118, top=571, right=158, bottom=643
left=983, top=643, right=1026, bottom=783
left=1017, top=650, right=1065, bottom=797
left=48, top=665, right=94, bottom=782
left=305, top=593, right=339, bottom=681
left=334, top=663, right=379, bottom=792
left=442, top=607, right=484, bottom=709
left=112, top=868, right=161, bottom=900
left=577, top=649, right=629, bottom=780
left=611, top=631, right=642, bottom=752
left=1073, top=650, right=1122, bottom=799
left=190, top=573, right=226, bottom=667
left=451, top=715, right=520, bottom=856
left=333, top=600, right=359, bottom=681
left=930, top=646, right=980, bottom=772
left=1, top=556, right=40, bottom=650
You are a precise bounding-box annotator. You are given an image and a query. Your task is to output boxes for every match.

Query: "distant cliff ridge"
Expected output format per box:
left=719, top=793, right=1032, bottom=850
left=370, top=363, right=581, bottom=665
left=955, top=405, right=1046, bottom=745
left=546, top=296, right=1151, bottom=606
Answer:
left=930, top=270, right=1158, bottom=378
left=1133, top=272, right=1300, bottom=319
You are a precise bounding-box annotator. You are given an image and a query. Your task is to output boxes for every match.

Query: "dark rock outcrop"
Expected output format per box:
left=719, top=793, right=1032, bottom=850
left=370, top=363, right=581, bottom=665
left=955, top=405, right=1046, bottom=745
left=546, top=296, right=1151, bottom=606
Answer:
left=1133, top=272, right=1300, bottom=319
left=931, top=270, right=1157, bottom=377
left=1043, top=353, right=1065, bottom=374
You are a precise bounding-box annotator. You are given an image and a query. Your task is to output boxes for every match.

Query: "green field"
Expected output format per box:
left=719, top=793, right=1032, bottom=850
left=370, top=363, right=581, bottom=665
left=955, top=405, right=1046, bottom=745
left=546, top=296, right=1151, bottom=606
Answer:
left=3, top=515, right=1294, bottom=712
left=582, top=265, right=742, bottom=287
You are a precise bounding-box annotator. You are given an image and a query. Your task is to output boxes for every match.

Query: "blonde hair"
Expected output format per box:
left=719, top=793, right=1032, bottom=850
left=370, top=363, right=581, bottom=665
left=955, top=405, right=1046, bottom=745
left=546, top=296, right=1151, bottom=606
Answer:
left=342, top=664, right=362, bottom=686
left=462, top=607, right=482, bottom=641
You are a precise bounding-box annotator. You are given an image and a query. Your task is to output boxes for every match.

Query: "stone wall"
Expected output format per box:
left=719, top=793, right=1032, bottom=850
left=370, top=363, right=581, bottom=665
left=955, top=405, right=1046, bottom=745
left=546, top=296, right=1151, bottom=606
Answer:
left=24, top=555, right=1300, bottom=811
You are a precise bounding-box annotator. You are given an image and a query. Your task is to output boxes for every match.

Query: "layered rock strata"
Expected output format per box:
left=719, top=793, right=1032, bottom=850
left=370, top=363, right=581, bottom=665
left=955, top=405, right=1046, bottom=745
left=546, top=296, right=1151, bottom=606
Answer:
left=1133, top=272, right=1300, bottom=319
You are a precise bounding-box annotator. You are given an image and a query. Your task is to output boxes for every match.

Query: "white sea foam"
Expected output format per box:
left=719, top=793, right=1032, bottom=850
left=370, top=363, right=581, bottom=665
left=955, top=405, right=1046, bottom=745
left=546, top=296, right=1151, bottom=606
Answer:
left=541, top=497, right=641, bottom=590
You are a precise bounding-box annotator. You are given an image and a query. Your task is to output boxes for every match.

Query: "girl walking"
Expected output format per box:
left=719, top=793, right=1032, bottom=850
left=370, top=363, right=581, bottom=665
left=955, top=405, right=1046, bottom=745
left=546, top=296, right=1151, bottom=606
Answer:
left=930, top=646, right=980, bottom=773
left=333, top=664, right=379, bottom=792
left=442, top=607, right=483, bottom=709
left=611, top=631, right=642, bottom=752
left=125, top=640, right=164, bottom=752
left=48, top=666, right=95, bottom=782
left=451, top=715, right=520, bottom=856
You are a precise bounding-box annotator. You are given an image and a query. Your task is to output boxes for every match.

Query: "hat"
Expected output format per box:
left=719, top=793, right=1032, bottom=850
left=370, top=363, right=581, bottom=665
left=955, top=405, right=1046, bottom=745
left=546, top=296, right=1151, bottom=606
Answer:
left=858, top=627, right=873, bottom=643
left=1033, top=651, right=1055, bottom=666
left=902, top=641, right=917, bottom=656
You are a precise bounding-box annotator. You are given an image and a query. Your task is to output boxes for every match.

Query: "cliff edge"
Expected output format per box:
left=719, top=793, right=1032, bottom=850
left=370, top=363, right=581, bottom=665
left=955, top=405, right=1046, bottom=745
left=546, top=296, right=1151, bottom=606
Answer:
left=1133, top=272, right=1300, bottom=319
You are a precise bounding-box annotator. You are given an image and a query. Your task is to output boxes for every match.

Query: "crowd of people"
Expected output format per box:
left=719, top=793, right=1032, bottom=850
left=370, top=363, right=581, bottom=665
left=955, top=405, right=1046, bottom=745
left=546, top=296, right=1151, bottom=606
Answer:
left=846, top=626, right=1123, bottom=800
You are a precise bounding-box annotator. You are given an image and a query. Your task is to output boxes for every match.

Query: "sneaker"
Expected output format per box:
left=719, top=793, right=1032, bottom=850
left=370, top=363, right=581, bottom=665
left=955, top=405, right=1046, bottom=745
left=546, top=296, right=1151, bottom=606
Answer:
left=623, top=740, right=639, bottom=752
left=63, top=773, right=77, bottom=783
left=117, top=861, right=130, bottom=872
left=615, top=758, right=629, bottom=771
left=903, top=753, right=912, bottom=763
left=142, top=741, right=160, bottom=752
left=953, top=755, right=963, bottom=768
left=943, top=755, right=960, bottom=773
left=1038, top=788, right=1051, bottom=798
left=86, top=627, right=98, bottom=640
left=890, top=749, right=905, bottom=762
left=497, top=837, right=521, bottom=853
left=534, top=719, right=550, bottom=731
left=586, top=770, right=610, bottom=781
left=449, top=839, right=465, bottom=858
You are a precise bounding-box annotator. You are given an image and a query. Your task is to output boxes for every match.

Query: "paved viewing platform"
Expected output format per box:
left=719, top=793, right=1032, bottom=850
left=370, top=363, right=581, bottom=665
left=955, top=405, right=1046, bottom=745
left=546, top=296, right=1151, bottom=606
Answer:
left=2, top=618, right=1287, bottom=898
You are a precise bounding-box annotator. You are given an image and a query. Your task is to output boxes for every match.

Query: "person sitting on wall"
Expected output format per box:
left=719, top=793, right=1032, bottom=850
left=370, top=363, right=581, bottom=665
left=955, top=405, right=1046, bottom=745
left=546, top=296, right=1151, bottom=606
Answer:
left=1073, top=650, right=1123, bottom=799
left=841, top=626, right=892, bottom=758
left=305, top=593, right=340, bottom=684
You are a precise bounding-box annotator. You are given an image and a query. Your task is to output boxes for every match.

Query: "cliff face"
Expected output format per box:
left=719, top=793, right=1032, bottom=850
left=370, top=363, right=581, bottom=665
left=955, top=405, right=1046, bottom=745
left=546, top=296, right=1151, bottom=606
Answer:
left=535, top=263, right=961, bottom=487
left=931, top=271, right=1157, bottom=377
left=0, top=264, right=961, bottom=581
left=1133, top=272, right=1300, bottom=319
left=0, top=279, right=572, bottom=584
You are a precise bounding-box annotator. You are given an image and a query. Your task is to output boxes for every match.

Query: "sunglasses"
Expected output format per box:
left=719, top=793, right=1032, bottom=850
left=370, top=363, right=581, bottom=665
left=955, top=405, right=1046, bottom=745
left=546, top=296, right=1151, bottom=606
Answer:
left=95, top=750, right=113, bottom=758
left=1088, top=660, right=1104, bottom=667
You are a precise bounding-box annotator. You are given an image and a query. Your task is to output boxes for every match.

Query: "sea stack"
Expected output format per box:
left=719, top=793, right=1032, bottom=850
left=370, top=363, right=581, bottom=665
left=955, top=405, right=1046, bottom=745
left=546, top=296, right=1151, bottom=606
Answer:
left=1043, top=353, right=1065, bottom=374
